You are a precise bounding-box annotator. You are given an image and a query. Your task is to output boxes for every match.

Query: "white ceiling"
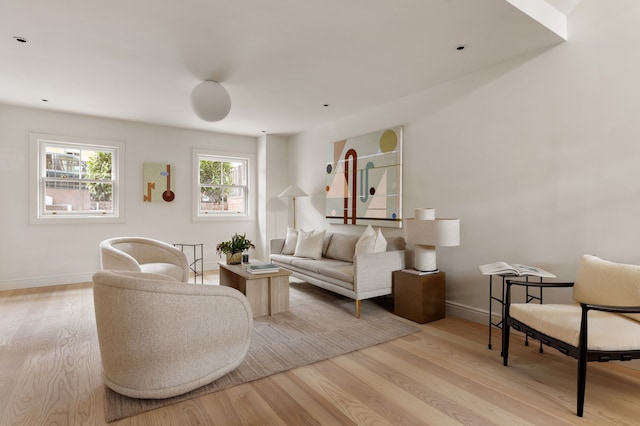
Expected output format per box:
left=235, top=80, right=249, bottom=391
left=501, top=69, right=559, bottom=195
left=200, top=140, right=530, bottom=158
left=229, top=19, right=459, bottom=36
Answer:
left=1, top=0, right=575, bottom=137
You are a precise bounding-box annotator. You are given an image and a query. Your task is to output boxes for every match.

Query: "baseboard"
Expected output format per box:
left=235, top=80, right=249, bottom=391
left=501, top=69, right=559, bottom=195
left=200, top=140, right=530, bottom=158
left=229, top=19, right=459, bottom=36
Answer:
left=445, top=300, right=501, bottom=327
left=0, top=273, right=94, bottom=292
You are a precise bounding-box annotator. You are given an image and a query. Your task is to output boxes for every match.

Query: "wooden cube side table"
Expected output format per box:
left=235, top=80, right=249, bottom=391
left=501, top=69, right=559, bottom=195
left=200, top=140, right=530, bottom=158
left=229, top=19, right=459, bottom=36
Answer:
left=393, top=270, right=445, bottom=323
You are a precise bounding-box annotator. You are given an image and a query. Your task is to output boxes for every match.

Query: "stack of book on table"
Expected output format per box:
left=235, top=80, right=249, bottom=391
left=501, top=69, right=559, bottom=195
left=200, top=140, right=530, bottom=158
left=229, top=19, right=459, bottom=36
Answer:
left=246, top=263, right=280, bottom=274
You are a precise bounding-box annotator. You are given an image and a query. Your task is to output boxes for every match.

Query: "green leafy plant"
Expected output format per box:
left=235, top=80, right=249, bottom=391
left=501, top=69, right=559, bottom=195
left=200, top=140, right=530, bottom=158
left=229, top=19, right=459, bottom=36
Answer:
left=86, top=151, right=112, bottom=201
left=216, top=233, right=255, bottom=256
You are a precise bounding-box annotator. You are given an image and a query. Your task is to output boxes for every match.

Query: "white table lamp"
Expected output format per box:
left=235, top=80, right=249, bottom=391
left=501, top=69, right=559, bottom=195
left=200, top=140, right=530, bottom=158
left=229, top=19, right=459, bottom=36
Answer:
left=278, top=184, right=308, bottom=230
left=405, top=208, right=460, bottom=272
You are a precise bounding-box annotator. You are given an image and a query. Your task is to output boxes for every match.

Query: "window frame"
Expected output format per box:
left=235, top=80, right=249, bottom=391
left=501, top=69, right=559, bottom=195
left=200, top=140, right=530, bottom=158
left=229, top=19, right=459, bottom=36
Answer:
left=192, top=148, right=252, bottom=221
left=29, top=132, right=125, bottom=224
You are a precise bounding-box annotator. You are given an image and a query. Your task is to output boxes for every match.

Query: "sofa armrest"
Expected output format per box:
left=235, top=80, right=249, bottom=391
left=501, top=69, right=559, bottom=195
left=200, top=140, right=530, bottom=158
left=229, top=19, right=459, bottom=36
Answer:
left=353, top=250, right=411, bottom=294
left=270, top=238, right=285, bottom=256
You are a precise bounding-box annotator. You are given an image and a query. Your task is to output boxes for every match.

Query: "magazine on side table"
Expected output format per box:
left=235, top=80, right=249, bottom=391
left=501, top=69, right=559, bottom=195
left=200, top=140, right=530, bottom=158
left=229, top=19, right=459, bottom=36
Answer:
left=245, top=263, right=280, bottom=274
left=477, top=262, right=556, bottom=278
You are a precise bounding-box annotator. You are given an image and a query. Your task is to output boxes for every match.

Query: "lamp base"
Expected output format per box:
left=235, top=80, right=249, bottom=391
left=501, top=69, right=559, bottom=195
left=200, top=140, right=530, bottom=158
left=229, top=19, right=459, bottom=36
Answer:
left=414, top=245, right=437, bottom=272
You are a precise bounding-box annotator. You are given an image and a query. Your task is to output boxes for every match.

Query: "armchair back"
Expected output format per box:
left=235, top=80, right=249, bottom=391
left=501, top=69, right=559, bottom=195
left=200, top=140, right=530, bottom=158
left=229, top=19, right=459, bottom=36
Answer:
left=574, top=254, right=640, bottom=321
left=99, top=236, right=190, bottom=282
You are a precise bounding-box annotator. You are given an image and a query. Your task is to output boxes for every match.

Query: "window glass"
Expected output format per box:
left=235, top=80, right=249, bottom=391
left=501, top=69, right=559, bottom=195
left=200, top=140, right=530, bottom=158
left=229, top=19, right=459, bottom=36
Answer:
left=197, top=154, right=248, bottom=217
left=30, top=133, right=124, bottom=223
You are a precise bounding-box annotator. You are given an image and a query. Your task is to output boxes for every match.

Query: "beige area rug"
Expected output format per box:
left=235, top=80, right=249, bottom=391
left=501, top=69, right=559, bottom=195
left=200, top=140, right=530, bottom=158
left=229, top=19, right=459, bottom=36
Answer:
left=104, top=281, right=419, bottom=422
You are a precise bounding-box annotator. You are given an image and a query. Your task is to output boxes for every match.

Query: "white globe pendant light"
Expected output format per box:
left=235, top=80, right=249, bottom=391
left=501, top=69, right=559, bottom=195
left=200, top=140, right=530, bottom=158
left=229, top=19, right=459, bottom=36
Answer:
left=190, top=81, right=231, bottom=122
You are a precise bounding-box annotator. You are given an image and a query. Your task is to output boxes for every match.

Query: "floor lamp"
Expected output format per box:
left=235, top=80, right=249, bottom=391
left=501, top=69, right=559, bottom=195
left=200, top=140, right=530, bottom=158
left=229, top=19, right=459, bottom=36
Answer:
left=278, top=185, right=308, bottom=230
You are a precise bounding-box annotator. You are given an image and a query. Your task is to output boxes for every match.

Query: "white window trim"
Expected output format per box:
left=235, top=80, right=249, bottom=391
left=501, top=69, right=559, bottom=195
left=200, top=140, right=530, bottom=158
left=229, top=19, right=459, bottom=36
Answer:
left=192, top=148, right=254, bottom=222
left=29, top=132, right=126, bottom=224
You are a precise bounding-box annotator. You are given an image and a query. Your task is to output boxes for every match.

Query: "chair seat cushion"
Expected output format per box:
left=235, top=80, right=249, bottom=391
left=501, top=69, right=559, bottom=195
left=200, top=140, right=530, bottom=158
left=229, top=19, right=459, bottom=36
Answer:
left=511, top=303, right=640, bottom=351
left=140, top=263, right=185, bottom=281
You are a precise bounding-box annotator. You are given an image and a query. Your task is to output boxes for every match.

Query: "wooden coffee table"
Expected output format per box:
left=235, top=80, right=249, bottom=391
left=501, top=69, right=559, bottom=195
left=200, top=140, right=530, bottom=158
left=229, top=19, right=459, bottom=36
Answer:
left=218, top=261, right=292, bottom=317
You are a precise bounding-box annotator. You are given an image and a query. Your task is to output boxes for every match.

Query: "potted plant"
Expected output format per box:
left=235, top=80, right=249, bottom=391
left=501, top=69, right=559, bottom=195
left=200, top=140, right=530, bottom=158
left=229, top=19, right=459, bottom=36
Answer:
left=216, top=233, right=255, bottom=265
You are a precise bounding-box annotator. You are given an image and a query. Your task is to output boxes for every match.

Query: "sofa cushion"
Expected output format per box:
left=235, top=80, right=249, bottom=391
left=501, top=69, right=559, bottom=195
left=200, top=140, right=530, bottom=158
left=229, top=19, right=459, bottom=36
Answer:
left=282, top=227, right=298, bottom=255
left=290, top=258, right=351, bottom=274
left=318, top=264, right=354, bottom=284
left=283, top=263, right=354, bottom=291
left=325, top=233, right=359, bottom=262
left=294, top=229, right=325, bottom=259
left=270, top=254, right=297, bottom=265
left=386, top=236, right=406, bottom=251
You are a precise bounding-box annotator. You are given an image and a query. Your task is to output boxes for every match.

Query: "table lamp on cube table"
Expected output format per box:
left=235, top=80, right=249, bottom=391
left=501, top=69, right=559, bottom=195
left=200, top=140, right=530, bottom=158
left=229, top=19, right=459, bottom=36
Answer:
left=404, top=208, right=460, bottom=272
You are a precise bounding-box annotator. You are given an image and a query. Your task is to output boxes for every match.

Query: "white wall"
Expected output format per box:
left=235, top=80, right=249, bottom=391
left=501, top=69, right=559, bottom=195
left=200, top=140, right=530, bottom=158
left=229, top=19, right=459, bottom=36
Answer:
left=0, top=105, right=261, bottom=290
left=265, top=134, right=291, bottom=240
left=258, top=133, right=291, bottom=254
left=289, top=0, right=640, bottom=322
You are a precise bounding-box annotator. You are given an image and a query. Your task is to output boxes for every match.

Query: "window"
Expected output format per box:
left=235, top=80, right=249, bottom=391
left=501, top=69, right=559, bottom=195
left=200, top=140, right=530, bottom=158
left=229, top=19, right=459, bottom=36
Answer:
left=194, top=150, right=249, bottom=219
left=30, top=133, right=125, bottom=223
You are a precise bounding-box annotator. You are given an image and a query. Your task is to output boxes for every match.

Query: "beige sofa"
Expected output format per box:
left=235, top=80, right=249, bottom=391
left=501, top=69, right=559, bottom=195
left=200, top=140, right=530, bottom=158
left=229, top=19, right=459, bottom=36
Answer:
left=92, top=270, right=253, bottom=399
left=270, top=229, right=410, bottom=317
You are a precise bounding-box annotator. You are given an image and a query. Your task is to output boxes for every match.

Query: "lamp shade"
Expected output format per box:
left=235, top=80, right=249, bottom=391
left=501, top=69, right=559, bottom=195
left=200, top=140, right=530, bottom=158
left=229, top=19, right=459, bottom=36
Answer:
left=405, top=218, right=460, bottom=246
left=278, top=184, right=308, bottom=198
left=191, top=81, right=231, bottom=122
left=405, top=208, right=460, bottom=272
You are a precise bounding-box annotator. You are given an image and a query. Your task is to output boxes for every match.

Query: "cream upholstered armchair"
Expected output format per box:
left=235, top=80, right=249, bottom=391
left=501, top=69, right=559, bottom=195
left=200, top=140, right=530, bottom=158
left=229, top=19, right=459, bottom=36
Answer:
left=503, top=255, right=640, bottom=417
left=99, top=236, right=190, bottom=282
left=92, top=270, right=253, bottom=399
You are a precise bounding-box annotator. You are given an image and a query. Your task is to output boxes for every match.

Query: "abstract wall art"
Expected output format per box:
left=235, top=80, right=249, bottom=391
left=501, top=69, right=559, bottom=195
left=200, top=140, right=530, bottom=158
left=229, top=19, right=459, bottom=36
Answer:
left=325, top=127, right=402, bottom=227
left=143, top=163, right=175, bottom=203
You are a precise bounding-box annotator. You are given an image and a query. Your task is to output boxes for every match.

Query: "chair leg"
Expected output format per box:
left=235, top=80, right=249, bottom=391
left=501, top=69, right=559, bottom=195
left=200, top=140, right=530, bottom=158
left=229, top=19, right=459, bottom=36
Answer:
left=577, top=353, right=586, bottom=417
left=577, top=305, right=589, bottom=417
left=502, top=321, right=510, bottom=366
left=503, top=282, right=512, bottom=365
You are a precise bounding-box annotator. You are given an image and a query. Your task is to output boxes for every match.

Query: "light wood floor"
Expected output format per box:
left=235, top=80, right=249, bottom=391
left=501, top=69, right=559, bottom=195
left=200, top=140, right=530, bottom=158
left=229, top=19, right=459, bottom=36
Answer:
left=2, top=274, right=640, bottom=425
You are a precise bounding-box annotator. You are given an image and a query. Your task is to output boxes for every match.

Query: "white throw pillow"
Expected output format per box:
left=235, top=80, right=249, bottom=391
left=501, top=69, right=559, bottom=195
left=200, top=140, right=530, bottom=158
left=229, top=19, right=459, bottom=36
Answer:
left=355, top=225, right=388, bottom=255
left=355, top=225, right=376, bottom=255
left=294, top=229, right=326, bottom=259
left=373, top=228, right=388, bottom=252
left=282, top=227, right=298, bottom=255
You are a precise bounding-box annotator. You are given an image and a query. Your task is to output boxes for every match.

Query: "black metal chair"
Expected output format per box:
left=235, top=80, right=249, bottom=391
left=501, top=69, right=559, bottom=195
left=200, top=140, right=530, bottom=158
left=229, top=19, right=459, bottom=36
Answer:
left=502, top=254, right=640, bottom=417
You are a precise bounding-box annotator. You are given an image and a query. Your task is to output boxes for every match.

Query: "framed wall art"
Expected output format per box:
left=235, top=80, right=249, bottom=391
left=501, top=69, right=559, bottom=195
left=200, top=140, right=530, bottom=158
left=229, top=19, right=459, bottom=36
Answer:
left=325, top=126, right=402, bottom=227
left=143, top=163, right=175, bottom=203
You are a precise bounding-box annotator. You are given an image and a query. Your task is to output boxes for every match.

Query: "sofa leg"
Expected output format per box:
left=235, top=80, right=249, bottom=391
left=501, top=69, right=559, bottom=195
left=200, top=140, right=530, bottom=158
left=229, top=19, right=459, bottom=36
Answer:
left=356, top=300, right=361, bottom=318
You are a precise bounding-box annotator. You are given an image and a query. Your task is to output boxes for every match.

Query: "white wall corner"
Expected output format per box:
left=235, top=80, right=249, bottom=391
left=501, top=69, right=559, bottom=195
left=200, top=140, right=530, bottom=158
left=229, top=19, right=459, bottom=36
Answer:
left=507, top=0, right=568, bottom=40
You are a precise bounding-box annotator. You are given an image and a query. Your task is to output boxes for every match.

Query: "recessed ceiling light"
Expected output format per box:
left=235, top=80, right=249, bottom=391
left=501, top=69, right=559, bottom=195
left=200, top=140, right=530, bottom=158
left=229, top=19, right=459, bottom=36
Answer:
left=456, top=44, right=468, bottom=51
left=13, top=36, right=28, bottom=43
left=323, top=104, right=330, bottom=107
left=41, top=99, right=49, bottom=102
